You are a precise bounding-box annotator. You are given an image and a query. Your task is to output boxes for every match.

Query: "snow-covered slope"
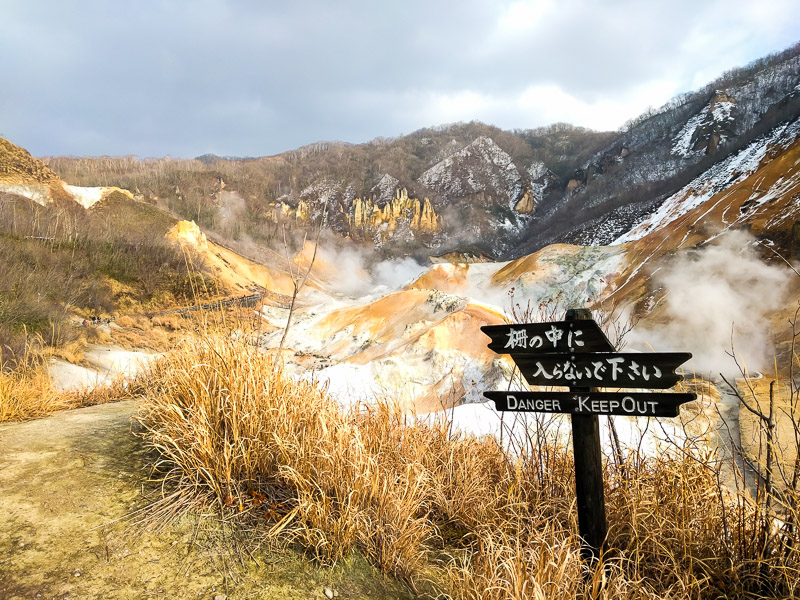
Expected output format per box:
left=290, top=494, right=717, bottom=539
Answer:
left=418, top=136, right=522, bottom=204
left=615, top=117, right=800, bottom=245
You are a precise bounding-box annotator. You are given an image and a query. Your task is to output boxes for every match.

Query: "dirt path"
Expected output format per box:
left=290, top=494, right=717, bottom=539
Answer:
left=0, top=402, right=412, bottom=600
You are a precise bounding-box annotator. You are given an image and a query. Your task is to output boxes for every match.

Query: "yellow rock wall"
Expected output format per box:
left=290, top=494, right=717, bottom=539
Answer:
left=514, top=189, right=535, bottom=213
left=349, top=188, right=440, bottom=238
left=266, top=187, right=441, bottom=241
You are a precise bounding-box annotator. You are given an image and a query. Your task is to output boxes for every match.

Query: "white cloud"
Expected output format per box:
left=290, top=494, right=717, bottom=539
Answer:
left=493, top=0, right=556, bottom=37
left=423, top=90, right=495, bottom=125
left=416, top=77, right=681, bottom=133
left=1, top=1, right=798, bottom=156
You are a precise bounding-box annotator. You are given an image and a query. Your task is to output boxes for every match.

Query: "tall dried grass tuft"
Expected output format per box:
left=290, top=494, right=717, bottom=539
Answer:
left=0, top=361, right=137, bottom=423
left=0, top=358, right=65, bottom=422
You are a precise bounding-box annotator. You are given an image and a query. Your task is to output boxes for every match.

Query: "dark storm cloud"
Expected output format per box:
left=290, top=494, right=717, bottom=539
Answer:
left=1, top=0, right=798, bottom=157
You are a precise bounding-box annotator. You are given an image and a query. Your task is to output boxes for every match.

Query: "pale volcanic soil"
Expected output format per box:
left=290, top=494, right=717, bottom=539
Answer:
left=0, top=401, right=411, bottom=600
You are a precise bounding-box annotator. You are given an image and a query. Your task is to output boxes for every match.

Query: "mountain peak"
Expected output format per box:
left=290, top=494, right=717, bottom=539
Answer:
left=417, top=135, right=521, bottom=203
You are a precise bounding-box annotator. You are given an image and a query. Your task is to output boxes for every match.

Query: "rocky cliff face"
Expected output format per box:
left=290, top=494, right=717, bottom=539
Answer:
left=350, top=188, right=439, bottom=241
left=417, top=136, right=523, bottom=204
left=256, top=134, right=540, bottom=252
left=671, top=91, right=737, bottom=157
left=263, top=181, right=442, bottom=244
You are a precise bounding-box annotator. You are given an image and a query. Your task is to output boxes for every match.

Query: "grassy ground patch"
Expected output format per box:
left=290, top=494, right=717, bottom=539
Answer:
left=0, top=357, right=137, bottom=423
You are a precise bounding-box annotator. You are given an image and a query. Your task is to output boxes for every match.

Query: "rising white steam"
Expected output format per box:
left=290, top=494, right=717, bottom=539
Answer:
left=628, top=230, right=793, bottom=376
left=313, top=243, right=373, bottom=295
left=311, top=241, right=427, bottom=296
left=372, top=257, right=427, bottom=289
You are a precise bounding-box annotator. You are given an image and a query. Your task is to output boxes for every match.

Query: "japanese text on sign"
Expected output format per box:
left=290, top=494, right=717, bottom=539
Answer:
left=512, top=352, right=691, bottom=389
left=504, top=325, right=585, bottom=351
left=528, top=356, right=661, bottom=383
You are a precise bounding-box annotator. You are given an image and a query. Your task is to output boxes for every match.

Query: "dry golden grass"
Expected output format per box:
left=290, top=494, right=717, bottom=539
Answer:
left=135, top=333, right=800, bottom=599
left=0, top=344, right=141, bottom=423
left=0, top=365, right=137, bottom=422
left=0, top=361, right=67, bottom=422
left=109, top=305, right=261, bottom=353
left=52, top=339, right=87, bottom=364
left=0, top=137, right=61, bottom=184
left=151, top=314, right=185, bottom=331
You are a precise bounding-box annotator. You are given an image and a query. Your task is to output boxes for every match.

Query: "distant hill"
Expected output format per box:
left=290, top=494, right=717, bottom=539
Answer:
left=38, top=42, right=800, bottom=260
left=0, top=135, right=303, bottom=366
left=0, top=137, right=60, bottom=185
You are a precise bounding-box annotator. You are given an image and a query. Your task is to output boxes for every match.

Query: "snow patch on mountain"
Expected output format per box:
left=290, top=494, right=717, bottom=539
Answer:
left=0, top=182, right=133, bottom=208
left=370, top=174, right=399, bottom=204
left=527, top=160, right=552, bottom=207
left=712, top=99, right=735, bottom=122
left=671, top=97, right=736, bottom=158
left=64, top=185, right=114, bottom=209
left=417, top=136, right=522, bottom=203
left=528, top=161, right=548, bottom=180
left=671, top=110, right=711, bottom=157
left=615, top=117, right=800, bottom=245
left=0, top=183, right=50, bottom=205
left=300, top=179, right=343, bottom=201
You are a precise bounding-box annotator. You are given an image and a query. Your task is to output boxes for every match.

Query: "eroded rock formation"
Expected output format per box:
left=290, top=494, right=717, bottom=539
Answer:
left=349, top=188, right=440, bottom=238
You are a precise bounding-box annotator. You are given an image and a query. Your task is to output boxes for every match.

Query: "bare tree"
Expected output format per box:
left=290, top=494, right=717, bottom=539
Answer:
left=277, top=192, right=329, bottom=353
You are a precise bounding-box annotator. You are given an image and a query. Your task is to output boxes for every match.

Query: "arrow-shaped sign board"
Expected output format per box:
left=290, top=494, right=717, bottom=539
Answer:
left=483, top=391, right=697, bottom=417
left=512, top=352, right=692, bottom=389
left=480, top=313, right=696, bottom=564
left=481, top=321, right=613, bottom=354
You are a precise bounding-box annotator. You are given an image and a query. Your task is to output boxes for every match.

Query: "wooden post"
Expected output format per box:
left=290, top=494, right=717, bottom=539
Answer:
left=481, top=313, right=694, bottom=569
left=566, top=308, right=607, bottom=563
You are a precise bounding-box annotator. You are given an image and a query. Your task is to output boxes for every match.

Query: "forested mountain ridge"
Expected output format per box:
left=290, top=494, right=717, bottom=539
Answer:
left=33, top=42, right=800, bottom=260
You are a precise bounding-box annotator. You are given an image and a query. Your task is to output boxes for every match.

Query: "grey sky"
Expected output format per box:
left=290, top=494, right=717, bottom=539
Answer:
left=2, top=0, right=799, bottom=158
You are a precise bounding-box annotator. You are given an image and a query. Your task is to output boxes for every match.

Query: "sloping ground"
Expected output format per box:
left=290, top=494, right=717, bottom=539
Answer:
left=270, top=246, right=630, bottom=412
left=266, top=285, right=512, bottom=411
left=0, top=137, right=60, bottom=185
left=168, top=220, right=295, bottom=296
left=0, top=401, right=412, bottom=600
left=1, top=136, right=136, bottom=209
left=492, top=243, right=627, bottom=306
left=609, top=120, right=800, bottom=307
left=323, top=297, right=510, bottom=412
left=48, top=345, right=157, bottom=391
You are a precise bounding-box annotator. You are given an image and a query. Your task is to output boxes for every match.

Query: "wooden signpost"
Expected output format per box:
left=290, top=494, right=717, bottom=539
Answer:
left=481, top=308, right=696, bottom=562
